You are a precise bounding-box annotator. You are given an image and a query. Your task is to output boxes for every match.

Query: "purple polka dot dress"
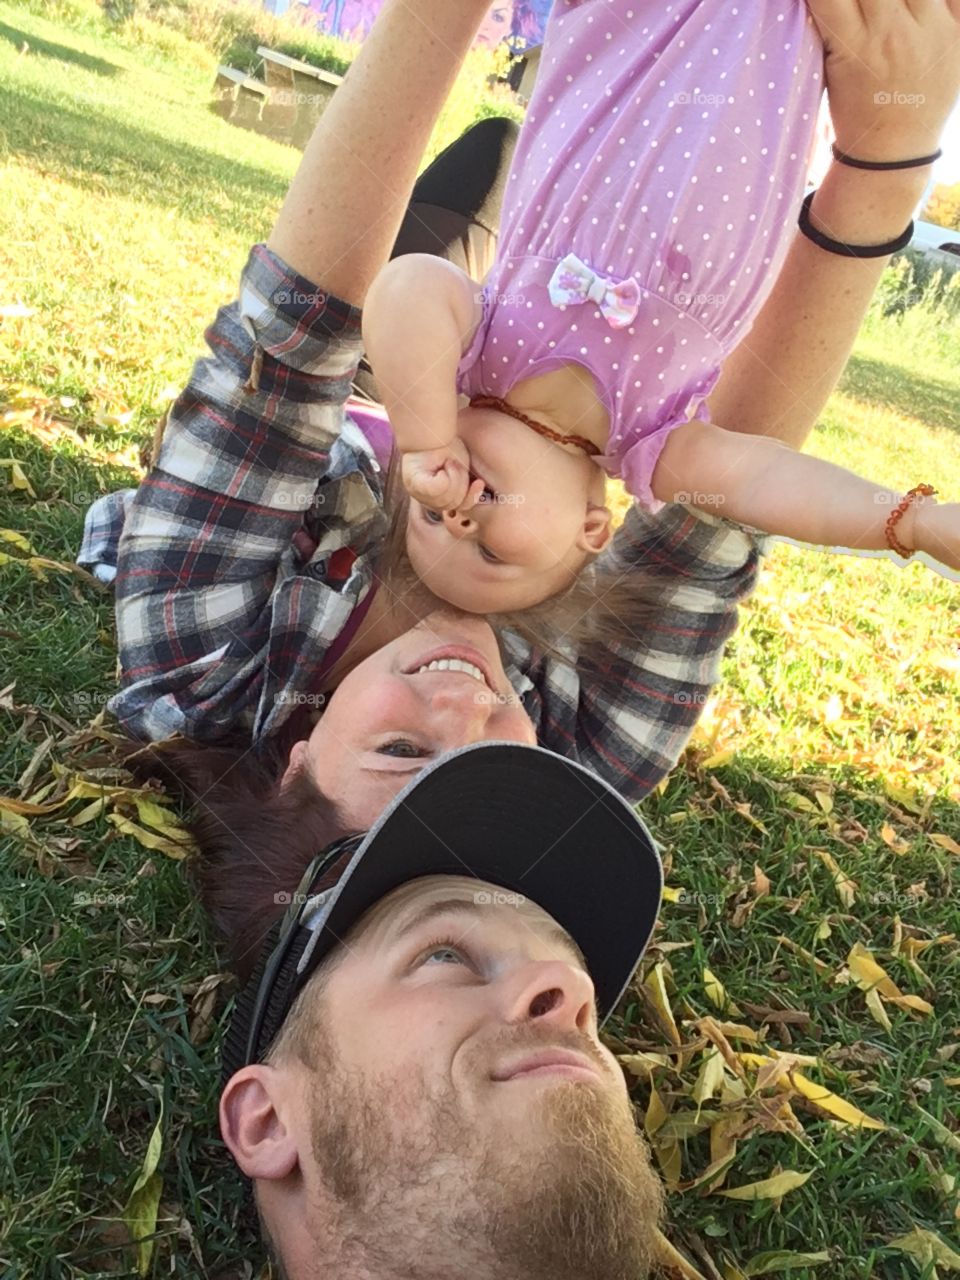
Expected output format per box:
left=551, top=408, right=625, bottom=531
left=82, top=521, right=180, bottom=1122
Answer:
left=456, top=0, right=825, bottom=509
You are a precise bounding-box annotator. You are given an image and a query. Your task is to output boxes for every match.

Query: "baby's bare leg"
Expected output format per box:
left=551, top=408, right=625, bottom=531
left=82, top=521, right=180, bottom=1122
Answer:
left=266, top=0, right=493, bottom=308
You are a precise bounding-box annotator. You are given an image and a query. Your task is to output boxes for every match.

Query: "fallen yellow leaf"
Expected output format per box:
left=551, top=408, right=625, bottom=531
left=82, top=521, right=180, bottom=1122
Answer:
left=718, top=1170, right=811, bottom=1201
left=654, top=1231, right=708, bottom=1280
left=790, top=1072, right=885, bottom=1130
left=107, top=814, right=193, bottom=860
left=618, top=1051, right=673, bottom=1078
left=704, top=967, right=743, bottom=1017
left=887, top=1227, right=960, bottom=1272
left=866, top=987, right=892, bottom=1032
left=692, top=1049, right=726, bottom=1106
left=644, top=963, right=682, bottom=1048
left=814, top=850, right=857, bottom=908
left=931, top=834, right=960, bottom=857
left=0, top=529, right=34, bottom=553
left=742, top=1251, right=831, bottom=1276
left=644, top=1084, right=669, bottom=1138
left=848, top=943, right=900, bottom=998
left=0, top=458, right=36, bottom=497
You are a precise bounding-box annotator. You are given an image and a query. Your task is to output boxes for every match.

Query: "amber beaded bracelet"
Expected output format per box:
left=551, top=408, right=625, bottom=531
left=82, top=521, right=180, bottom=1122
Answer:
left=886, top=484, right=937, bottom=559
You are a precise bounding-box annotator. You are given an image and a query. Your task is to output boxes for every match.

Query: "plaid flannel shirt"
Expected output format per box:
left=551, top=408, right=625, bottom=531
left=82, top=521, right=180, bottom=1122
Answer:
left=106, top=243, right=764, bottom=805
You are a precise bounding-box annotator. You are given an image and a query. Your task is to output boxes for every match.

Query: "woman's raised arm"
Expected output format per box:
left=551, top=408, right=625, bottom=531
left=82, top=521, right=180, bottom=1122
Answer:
left=266, top=0, right=495, bottom=306
left=708, top=0, right=960, bottom=449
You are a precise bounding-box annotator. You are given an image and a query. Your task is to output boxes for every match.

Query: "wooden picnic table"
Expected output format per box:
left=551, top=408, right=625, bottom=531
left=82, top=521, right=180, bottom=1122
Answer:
left=213, top=65, right=269, bottom=129
left=256, top=46, right=343, bottom=146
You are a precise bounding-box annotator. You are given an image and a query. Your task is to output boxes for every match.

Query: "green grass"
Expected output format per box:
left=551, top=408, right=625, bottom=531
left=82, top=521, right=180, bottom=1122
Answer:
left=1, top=6, right=959, bottom=1278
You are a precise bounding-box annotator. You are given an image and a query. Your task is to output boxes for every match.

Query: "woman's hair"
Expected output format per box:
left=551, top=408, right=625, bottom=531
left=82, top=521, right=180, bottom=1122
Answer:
left=512, top=0, right=545, bottom=46
left=125, top=731, right=354, bottom=985
left=378, top=453, right=662, bottom=666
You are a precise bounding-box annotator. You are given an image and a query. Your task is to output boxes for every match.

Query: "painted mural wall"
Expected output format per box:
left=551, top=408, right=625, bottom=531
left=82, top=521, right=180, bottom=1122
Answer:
left=276, top=0, right=551, bottom=49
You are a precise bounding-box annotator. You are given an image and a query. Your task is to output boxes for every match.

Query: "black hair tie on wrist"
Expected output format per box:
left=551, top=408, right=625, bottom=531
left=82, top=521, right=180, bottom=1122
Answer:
left=798, top=190, right=914, bottom=260
left=832, top=142, right=943, bottom=172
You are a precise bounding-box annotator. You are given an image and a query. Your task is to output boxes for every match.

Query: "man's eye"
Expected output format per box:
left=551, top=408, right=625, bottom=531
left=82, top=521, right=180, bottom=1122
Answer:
left=377, top=739, right=428, bottom=758
left=420, top=938, right=470, bottom=966
left=478, top=544, right=502, bottom=564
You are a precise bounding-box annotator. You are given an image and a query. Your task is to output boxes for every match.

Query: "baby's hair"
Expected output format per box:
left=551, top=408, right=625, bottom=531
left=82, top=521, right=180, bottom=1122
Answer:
left=380, top=454, right=664, bottom=666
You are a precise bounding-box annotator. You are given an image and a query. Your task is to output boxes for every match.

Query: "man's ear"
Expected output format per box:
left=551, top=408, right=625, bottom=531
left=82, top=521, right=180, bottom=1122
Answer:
left=576, top=504, right=614, bottom=555
left=220, top=1066, right=301, bottom=1181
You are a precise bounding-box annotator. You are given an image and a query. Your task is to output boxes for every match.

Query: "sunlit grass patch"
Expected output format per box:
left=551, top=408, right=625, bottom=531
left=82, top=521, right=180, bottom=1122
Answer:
left=1, top=5, right=959, bottom=1278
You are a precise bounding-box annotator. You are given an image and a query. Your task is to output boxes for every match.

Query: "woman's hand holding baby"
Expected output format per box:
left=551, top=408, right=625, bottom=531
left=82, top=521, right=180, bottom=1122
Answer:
left=807, top=0, right=960, bottom=161
left=401, top=443, right=485, bottom=512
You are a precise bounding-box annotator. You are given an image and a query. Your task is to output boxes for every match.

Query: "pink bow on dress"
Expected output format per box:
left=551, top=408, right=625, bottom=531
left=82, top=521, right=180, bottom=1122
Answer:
left=547, top=253, right=641, bottom=330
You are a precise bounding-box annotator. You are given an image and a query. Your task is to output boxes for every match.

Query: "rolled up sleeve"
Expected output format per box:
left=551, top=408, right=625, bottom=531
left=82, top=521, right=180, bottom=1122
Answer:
left=517, top=503, right=763, bottom=804
left=112, top=245, right=374, bottom=743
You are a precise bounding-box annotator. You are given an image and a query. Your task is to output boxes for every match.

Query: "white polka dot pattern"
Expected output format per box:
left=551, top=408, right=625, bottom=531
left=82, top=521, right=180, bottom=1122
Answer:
left=456, top=0, right=824, bottom=509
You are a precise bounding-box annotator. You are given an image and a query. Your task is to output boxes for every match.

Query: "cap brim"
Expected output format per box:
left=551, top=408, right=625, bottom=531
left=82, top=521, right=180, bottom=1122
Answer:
left=299, top=742, right=663, bottom=1019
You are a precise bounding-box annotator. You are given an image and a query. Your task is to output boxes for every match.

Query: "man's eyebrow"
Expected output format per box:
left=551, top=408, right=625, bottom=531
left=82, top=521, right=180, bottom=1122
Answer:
left=389, top=898, right=588, bottom=970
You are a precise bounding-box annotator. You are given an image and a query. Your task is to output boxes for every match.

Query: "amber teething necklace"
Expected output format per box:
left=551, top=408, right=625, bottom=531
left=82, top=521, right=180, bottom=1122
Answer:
left=469, top=395, right=601, bottom=459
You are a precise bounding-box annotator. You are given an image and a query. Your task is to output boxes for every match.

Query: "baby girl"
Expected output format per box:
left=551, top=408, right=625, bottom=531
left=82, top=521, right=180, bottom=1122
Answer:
left=364, top=0, right=958, bottom=615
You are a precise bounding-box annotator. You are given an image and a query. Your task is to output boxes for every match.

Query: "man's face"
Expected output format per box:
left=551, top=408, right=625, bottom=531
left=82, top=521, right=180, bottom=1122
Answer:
left=251, top=876, right=663, bottom=1279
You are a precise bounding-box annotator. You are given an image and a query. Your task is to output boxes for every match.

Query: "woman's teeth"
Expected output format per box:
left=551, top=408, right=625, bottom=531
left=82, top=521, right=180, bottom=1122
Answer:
left=415, top=658, right=487, bottom=685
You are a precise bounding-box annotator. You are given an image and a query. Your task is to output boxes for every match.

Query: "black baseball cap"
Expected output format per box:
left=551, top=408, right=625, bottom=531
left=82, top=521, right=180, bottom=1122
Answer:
left=221, top=742, right=663, bottom=1084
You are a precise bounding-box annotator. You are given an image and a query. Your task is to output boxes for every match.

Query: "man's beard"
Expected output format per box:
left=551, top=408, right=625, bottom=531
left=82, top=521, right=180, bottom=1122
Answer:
left=302, top=1023, right=664, bottom=1280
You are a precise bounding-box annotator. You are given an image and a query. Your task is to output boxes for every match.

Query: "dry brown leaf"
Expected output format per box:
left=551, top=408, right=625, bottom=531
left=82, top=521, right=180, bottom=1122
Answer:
left=776, top=935, right=831, bottom=976
left=930, top=834, right=960, bottom=857
left=880, top=822, right=910, bottom=854
left=698, top=1018, right=749, bottom=1081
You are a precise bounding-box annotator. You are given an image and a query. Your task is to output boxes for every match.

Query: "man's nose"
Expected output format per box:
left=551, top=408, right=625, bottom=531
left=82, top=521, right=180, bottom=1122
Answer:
left=442, top=507, right=476, bottom=540
left=507, top=959, right=597, bottom=1034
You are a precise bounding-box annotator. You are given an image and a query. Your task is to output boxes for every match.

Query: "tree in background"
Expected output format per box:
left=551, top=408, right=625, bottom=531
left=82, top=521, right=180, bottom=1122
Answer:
left=923, top=183, right=960, bottom=231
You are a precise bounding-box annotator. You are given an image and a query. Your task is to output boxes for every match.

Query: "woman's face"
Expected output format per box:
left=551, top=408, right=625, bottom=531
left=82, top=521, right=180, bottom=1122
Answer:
left=284, top=612, right=536, bottom=828
left=475, top=2, right=512, bottom=48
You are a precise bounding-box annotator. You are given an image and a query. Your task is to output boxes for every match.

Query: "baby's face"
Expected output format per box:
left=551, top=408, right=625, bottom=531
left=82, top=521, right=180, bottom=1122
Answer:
left=404, top=404, right=607, bottom=615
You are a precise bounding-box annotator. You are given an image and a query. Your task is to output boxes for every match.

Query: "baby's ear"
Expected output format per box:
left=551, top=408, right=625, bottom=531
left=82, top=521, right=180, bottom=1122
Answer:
left=577, top=505, right=614, bottom=555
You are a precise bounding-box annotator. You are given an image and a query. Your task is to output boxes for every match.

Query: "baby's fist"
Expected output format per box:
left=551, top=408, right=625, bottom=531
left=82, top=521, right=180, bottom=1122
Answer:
left=402, top=444, right=481, bottom=513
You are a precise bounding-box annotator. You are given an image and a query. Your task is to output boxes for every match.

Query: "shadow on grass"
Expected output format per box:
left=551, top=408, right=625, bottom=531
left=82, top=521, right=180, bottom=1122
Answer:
left=0, top=20, right=121, bottom=75
left=1, top=80, right=287, bottom=237
left=839, top=352, right=960, bottom=435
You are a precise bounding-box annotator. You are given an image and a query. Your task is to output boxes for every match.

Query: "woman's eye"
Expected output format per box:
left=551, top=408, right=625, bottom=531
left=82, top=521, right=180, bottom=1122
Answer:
left=477, top=486, right=496, bottom=504
left=478, top=544, right=501, bottom=564
left=377, top=739, right=428, bottom=758
left=419, top=938, right=471, bottom=967
left=422, top=507, right=443, bottom=524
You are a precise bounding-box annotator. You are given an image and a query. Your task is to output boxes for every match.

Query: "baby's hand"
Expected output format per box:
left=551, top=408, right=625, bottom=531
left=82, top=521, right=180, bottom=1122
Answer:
left=402, top=444, right=485, bottom=512
left=914, top=502, right=960, bottom=579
